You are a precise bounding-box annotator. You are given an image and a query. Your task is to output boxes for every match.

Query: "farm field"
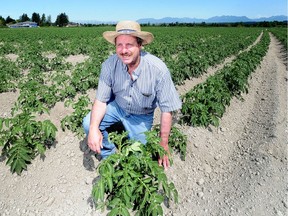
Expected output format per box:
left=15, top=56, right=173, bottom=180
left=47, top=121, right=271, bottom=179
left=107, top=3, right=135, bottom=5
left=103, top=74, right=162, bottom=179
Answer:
left=0, top=26, right=287, bottom=216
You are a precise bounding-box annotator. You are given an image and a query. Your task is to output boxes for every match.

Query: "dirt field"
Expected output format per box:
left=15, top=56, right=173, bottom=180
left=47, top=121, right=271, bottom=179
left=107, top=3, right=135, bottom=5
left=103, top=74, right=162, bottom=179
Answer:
left=0, top=33, right=287, bottom=216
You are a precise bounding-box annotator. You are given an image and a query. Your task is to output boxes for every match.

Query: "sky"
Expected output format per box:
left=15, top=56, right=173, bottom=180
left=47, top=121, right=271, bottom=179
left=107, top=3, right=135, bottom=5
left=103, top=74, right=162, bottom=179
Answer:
left=1, top=0, right=287, bottom=22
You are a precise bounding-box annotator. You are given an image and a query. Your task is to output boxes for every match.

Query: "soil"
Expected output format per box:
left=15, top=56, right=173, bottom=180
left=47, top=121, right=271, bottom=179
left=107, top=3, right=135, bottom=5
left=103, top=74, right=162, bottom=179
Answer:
left=0, top=33, right=287, bottom=216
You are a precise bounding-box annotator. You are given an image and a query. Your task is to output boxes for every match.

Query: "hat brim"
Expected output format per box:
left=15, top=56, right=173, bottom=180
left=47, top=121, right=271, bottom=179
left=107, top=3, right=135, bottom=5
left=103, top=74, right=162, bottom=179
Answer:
left=103, top=31, right=154, bottom=45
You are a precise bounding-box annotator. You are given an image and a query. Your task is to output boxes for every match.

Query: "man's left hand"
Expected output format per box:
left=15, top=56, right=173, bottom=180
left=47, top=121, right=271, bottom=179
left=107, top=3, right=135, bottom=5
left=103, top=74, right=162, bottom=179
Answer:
left=158, top=143, right=170, bottom=170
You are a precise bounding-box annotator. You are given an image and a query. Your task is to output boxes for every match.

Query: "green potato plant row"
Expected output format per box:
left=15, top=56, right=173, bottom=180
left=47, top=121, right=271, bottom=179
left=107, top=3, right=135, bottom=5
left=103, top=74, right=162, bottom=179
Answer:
left=269, top=27, right=287, bottom=50
left=0, top=27, right=261, bottom=88
left=180, top=30, right=270, bottom=127
left=145, top=27, right=262, bottom=85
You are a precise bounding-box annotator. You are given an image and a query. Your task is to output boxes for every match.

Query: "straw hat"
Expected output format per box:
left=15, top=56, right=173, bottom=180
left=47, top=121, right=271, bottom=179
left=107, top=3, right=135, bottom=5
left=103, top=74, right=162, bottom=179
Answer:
left=103, top=20, right=154, bottom=45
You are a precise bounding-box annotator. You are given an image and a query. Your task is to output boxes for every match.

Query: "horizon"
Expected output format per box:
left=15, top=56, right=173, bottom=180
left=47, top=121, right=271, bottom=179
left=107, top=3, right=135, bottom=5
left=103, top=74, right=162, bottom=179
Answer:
left=75, top=14, right=288, bottom=23
left=0, top=0, right=287, bottom=23
left=73, top=15, right=288, bottom=25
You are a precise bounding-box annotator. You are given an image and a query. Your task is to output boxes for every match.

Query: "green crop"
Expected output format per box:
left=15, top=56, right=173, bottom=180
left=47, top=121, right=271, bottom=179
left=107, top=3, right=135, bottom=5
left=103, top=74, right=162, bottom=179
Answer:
left=92, top=130, right=179, bottom=216
left=0, top=112, right=57, bottom=174
left=153, top=124, right=187, bottom=161
left=180, top=31, right=270, bottom=127
left=61, top=95, right=91, bottom=138
left=0, top=57, right=21, bottom=93
left=269, top=27, right=287, bottom=50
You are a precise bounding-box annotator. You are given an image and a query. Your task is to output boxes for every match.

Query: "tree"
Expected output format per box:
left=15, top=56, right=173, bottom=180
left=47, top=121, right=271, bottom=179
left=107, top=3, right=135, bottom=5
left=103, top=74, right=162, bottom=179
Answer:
left=32, top=12, right=40, bottom=25
left=40, top=13, right=46, bottom=26
left=0, top=16, right=6, bottom=26
left=19, top=13, right=30, bottom=22
left=5, top=16, right=15, bottom=24
left=46, top=15, right=52, bottom=26
left=55, top=13, right=69, bottom=27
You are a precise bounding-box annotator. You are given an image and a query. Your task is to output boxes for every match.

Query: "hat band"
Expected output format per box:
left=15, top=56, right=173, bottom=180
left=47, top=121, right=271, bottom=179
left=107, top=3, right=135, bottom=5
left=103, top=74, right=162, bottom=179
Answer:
left=117, top=29, right=137, bottom=34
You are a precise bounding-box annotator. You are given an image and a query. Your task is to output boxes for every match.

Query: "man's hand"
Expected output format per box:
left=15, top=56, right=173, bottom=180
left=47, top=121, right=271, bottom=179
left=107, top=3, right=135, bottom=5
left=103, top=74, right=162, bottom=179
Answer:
left=87, top=128, right=103, bottom=154
left=158, top=143, right=170, bottom=170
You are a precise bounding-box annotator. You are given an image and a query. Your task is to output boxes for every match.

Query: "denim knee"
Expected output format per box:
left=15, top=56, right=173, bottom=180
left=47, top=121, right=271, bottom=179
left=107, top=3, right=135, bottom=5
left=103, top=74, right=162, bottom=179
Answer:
left=82, top=111, right=91, bottom=135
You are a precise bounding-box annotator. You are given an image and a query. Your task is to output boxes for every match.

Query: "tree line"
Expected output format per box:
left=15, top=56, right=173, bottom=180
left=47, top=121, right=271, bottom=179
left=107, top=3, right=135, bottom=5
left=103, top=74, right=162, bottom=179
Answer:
left=1, top=12, right=286, bottom=28
left=0, top=12, right=70, bottom=27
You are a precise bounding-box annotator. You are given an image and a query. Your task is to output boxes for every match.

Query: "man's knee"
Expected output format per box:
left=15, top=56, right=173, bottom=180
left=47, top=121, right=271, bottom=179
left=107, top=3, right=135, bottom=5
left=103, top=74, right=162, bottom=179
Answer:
left=82, top=112, right=91, bottom=135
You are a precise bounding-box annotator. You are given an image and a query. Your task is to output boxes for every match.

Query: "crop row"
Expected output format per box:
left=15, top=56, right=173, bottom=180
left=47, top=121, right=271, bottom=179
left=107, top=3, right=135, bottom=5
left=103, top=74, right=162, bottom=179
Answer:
left=180, top=30, right=270, bottom=127
left=0, top=27, right=262, bottom=88
left=145, top=27, right=262, bottom=84
left=269, top=27, right=287, bottom=50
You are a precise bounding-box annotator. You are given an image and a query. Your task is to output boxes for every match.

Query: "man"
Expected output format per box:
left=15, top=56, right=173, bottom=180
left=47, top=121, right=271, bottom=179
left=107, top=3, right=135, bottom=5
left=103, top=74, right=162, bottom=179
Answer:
left=83, top=20, right=181, bottom=170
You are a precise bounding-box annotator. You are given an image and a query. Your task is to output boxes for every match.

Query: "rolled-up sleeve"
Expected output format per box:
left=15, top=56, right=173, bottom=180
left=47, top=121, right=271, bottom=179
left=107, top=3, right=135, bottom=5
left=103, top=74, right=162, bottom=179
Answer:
left=96, top=62, right=113, bottom=103
left=156, top=71, right=182, bottom=113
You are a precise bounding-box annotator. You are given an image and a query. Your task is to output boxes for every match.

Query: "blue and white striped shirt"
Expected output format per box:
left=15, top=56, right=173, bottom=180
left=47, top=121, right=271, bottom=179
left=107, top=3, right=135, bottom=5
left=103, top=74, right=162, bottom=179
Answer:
left=96, top=51, right=182, bottom=115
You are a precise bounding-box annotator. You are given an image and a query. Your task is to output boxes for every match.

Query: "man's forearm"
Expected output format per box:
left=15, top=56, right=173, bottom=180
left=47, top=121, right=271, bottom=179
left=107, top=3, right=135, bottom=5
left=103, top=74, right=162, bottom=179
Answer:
left=160, top=112, right=172, bottom=145
left=158, top=112, right=172, bottom=169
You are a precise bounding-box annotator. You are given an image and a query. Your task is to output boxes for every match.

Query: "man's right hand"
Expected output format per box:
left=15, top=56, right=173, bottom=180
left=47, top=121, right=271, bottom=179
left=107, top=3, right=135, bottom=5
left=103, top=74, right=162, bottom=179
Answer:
left=87, top=128, right=103, bottom=154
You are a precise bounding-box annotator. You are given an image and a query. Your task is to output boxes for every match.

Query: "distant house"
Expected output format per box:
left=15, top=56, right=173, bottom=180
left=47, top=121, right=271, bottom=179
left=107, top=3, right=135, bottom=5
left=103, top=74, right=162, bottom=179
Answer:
left=8, top=21, right=38, bottom=28
left=66, top=22, right=79, bottom=27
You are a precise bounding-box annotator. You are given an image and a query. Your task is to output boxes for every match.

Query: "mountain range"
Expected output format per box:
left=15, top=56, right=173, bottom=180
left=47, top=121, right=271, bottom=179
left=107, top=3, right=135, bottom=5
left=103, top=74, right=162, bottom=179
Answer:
left=136, top=15, right=288, bottom=24
left=76, top=15, right=287, bottom=24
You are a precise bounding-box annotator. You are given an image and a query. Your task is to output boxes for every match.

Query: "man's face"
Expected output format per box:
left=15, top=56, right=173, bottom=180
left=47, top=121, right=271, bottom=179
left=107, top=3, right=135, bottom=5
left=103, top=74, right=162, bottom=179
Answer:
left=115, top=35, right=141, bottom=67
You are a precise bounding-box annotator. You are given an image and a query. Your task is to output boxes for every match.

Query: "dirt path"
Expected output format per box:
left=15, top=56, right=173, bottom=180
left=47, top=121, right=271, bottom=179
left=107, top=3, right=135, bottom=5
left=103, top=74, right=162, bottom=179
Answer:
left=164, top=33, right=287, bottom=216
left=0, top=33, right=287, bottom=216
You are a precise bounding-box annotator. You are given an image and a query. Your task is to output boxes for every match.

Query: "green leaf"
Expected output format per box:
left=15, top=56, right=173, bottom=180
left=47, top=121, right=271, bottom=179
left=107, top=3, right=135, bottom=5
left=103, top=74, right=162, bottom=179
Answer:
left=120, top=207, right=130, bottom=216
left=108, top=207, right=120, bottom=216
left=129, top=141, right=142, bottom=152
left=36, top=142, right=46, bottom=156
left=4, top=118, right=10, bottom=128
left=154, top=194, right=164, bottom=204
left=99, top=178, right=105, bottom=201
left=107, top=176, right=113, bottom=193
left=108, top=198, right=121, bottom=208
left=123, top=192, right=130, bottom=206
left=0, top=118, right=3, bottom=131
left=18, top=150, right=32, bottom=162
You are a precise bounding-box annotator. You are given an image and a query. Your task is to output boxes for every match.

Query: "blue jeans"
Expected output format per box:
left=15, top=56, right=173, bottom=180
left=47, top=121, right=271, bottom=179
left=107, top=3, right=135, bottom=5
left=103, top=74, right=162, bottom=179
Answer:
left=82, top=100, right=154, bottom=159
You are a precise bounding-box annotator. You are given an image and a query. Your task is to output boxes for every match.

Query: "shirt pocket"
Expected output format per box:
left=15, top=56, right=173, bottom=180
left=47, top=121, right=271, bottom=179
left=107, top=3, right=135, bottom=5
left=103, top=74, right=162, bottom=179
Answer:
left=134, top=85, right=156, bottom=109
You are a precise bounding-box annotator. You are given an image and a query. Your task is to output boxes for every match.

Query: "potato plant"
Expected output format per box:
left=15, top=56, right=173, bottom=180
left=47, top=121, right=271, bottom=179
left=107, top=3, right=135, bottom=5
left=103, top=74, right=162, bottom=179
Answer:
left=0, top=112, right=57, bottom=174
left=0, top=57, right=21, bottom=93
left=61, top=95, right=91, bottom=138
left=153, top=124, right=187, bottom=161
left=92, top=130, right=179, bottom=216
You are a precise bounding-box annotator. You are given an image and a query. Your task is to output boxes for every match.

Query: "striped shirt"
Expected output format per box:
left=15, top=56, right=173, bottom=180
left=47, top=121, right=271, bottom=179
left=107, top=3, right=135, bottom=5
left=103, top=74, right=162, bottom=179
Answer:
left=96, top=51, right=182, bottom=115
